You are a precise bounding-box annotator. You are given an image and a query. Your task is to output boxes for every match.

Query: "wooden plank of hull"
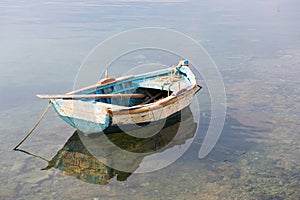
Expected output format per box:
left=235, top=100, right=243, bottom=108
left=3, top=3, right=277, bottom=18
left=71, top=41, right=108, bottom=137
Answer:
left=52, top=100, right=109, bottom=124
left=111, top=90, right=195, bottom=125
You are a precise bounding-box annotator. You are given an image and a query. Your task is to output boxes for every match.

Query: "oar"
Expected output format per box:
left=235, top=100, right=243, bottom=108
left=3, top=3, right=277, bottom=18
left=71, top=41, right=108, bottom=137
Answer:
left=36, top=93, right=146, bottom=99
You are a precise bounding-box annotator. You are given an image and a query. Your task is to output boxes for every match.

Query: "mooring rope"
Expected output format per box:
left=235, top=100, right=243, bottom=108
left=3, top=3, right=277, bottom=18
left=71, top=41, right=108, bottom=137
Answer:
left=14, top=148, right=50, bottom=163
left=13, top=102, right=52, bottom=150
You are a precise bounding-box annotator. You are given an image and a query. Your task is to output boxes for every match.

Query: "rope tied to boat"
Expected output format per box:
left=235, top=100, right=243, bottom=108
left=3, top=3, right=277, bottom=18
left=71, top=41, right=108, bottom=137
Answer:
left=13, top=102, right=52, bottom=150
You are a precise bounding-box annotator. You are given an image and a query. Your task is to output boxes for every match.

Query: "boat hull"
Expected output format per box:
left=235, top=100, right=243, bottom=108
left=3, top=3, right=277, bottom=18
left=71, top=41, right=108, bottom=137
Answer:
left=48, top=62, right=200, bottom=135
left=51, top=85, right=197, bottom=135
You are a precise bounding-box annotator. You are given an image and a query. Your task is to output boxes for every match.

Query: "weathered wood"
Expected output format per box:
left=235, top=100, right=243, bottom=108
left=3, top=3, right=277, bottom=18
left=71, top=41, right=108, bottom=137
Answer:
left=67, top=75, right=134, bottom=95
left=140, top=92, right=163, bottom=105
left=111, top=85, right=198, bottom=115
left=37, top=93, right=146, bottom=99
left=52, top=100, right=109, bottom=124
left=111, top=92, right=194, bottom=125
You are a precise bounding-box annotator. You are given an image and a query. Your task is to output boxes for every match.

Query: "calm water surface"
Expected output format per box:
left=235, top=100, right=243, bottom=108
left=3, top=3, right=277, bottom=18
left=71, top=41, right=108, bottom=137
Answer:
left=0, top=0, right=299, bottom=199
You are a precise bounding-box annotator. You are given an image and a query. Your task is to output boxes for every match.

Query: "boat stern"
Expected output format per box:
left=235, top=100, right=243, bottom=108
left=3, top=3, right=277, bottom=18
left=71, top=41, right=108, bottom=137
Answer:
left=51, top=99, right=112, bottom=134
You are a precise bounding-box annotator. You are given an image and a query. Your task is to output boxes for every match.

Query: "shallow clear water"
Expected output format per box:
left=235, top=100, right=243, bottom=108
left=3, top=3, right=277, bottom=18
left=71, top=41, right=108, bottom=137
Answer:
left=0, top=0, right=299, bottom=199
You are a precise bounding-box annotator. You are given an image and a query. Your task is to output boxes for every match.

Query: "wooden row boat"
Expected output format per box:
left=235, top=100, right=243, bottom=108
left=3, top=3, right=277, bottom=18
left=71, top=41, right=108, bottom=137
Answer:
left=37, top=60, right=201, bottom=135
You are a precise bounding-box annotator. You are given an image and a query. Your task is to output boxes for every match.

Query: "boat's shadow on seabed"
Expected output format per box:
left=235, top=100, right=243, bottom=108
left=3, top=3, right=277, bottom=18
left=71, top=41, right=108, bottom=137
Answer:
left=18, top=107, right=197, bottom=185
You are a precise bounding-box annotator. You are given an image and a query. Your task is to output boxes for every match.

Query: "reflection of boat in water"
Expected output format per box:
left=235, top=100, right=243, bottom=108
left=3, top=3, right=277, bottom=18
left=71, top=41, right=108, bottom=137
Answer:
left=43, top=107, right=197, bottom=185
left=44, top=132, right=131, bottom=185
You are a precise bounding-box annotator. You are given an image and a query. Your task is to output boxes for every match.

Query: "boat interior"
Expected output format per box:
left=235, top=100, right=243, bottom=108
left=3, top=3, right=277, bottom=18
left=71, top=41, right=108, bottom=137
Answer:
left=82, top=68, right=190, bottom=107
left=95, top=86, right=170, bottom=107
left=93, top=74, right=186, bottom=107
